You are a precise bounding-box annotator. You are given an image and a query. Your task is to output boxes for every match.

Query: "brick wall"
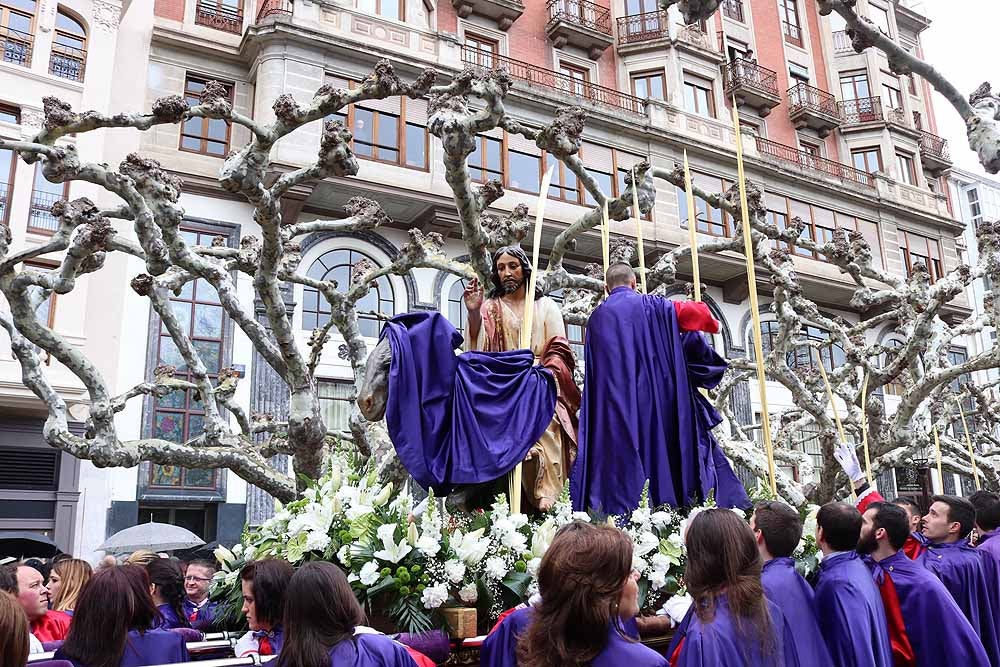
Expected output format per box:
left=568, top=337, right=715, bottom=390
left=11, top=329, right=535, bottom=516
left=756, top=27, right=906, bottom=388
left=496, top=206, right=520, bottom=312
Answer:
left=154, top=0, right=184, bottom=21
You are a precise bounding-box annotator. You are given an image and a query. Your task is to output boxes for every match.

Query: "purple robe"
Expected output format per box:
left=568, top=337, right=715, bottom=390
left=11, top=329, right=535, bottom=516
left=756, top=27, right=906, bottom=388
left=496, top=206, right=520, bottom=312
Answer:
left=978, top=528, right=1000, bottom=565
left=919, top=539, right=1000, bottom=666
left=761, top=557, right=833, bottom=666
left=381, top=311, right=557, bottom=495
left=155, top=603, right=186, bottom=630
left=570, top=288, right=750, bottom=514
left=866, top=550, right=990, bottom=667
left=328, top=632, right=418, bottom=666
left=55, top=628, right=189, bottom=666
left=675, top=595, right=800, bottom=667
left=182, top=598, right=217, bottom=631
left=481, top=607, right=666, bottom=667
left=813, top=551, right=893, bottom=667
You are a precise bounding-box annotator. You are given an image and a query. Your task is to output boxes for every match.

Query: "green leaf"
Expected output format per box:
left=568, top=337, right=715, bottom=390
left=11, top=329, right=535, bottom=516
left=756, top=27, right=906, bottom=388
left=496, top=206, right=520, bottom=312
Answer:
left=501, top=570, right=532, bottom=600
left=367, top=575, right=399, bottom=598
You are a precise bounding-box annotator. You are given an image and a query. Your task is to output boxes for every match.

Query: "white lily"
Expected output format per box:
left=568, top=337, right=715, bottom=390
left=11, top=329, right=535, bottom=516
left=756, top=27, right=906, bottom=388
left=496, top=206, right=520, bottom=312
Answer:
left=214, top=545, right=235, bottom=568
left=452, top=527, right=489, bottom=566
left=373, top=524, right=412, bottom=563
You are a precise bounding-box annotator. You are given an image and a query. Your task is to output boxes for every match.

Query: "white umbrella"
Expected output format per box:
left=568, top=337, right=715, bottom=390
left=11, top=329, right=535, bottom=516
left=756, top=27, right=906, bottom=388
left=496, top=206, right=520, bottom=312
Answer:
left=98, top=522, right=205, bottom=554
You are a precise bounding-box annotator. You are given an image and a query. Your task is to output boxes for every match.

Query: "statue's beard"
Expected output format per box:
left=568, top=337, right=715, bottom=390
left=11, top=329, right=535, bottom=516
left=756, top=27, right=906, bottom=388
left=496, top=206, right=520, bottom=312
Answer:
left=502, top=278, right=523, bottom=294
left=855, top=531, right=878, bottom=555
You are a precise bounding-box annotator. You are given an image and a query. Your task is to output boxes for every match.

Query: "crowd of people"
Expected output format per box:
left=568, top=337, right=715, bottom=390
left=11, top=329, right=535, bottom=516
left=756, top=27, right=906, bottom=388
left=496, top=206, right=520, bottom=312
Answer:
left=2, top=480, right=1000, bottom=667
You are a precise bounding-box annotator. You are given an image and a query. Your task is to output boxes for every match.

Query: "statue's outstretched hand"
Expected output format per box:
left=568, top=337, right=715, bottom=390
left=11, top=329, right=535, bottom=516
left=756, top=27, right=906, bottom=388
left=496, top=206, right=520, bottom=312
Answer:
left=463, top=278, right=484, bottom=312
left=833, top=440, right=866, bottom=483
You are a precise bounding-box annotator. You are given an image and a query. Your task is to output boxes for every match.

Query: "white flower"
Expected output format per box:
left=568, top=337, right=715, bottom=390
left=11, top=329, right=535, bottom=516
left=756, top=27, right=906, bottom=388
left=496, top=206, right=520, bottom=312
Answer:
left=458, top=583, right=478, bottom=604
left=244, top=545, right=256, bottom=561
left=373, top=483, right=393, bottom=507
left=631, top=507, right=651, bottom=527
left=373, top=524, right=412, bottom=564
left=304, top=530, right=331, bottom=553
left=634, top=531, right=660, bottom=557
left=572, top=512, right=592, bottom=522
left=632, top=555, right=648, bottom=574
left=421, top=583, right=449, bottom=609
left=444, top=560, right=466, bottom=584
left=485, top=556, right=508, bottom=580
left=527, top=557, right=542, bottom=577
left=648, top=569, right=667, bottom=590
left=650, top=511, right=674, bottom=529
left=406, top=522, right=419, bottom=547
left=667, top=532, right=684, bottom=549
left=531, top=519, right=556, bottom=559
left=730, top=507, right=746, bottom=519
left=416, top=533, right=442, bottom=558
left=650, top=553, right=672, bottom=572
left=660, top=593, right=693, bottom=625
left=499, top=529, right=528, bottom=554
left=214, top=545, right=235, bottom=567
left=452, top=528, right=489, bottom=566
left=337, top=545, right=351, bottom=566
left=359, top=561, right=380, bottom=586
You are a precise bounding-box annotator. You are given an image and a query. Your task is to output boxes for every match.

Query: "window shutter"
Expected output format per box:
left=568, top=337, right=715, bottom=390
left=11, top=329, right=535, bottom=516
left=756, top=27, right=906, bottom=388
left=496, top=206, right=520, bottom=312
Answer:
left=583, top=143, right=614, bottom=172
left=406, top=97, right=428, bottom=125
left=0, top=447, right=59, bottom=490
left=507, top=129, right=540, bottom=155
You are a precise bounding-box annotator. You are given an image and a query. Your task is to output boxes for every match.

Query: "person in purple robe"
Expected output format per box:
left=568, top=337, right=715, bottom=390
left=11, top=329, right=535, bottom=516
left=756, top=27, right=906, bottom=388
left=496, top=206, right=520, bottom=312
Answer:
left=750, top=501, right=833, bottom=666
left=918, top=495, right=1000, bottom=667
left=857, top=500, right=990, bottom=667
left=570, top=263, right=750, bottom=515
left=182, top=559, right=218, bottom=631
left=813, top=502, right=893, bottom=667
left=483, top=521, right=667, bottom=667
left=145, top=558, right=191, bottom=631
left=54, top=565, right=189, bottom=667
left=970, top=491, right=1000, bottom=565
left=275, top=562, right=417, bottom=667
left=234, top=559, right=294, bottom=657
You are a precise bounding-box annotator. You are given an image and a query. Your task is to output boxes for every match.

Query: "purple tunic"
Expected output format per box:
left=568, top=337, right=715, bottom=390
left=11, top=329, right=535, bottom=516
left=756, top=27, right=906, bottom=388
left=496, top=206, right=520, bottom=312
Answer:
left=760, top=558, right=833, bottom=667
left=381, top=311, right=557, bottom=495
left=55, top=628, right=189, bottom=666
left=675, top=595, right=800, bottom=667
left=865, top=550, right=990, bottom=667
left=155, top=603, right=185, bottom=630
left=978, top=528, right=1000, bottom=565
left=919, top=539, right=1000, bottom=666
left=182, top=598, right=217, bottom=631
left=481, top=607, right=666, bottom=667
left=813, top=551, right=893, bottom=667
left=327, top=632, right=417, bottom=666
left=570, top=288, right=750, bottom=514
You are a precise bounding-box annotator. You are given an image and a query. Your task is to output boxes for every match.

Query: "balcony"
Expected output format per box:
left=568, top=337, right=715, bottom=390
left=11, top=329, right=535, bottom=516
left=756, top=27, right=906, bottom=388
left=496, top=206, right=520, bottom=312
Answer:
left=832, top=30, right=854, bottom=54
left=460, top=45, right=646, bottom=115
left=723, top=58, right=781, bottom=117
left=838, top=96, right=884, bottom=126
left=787, top=83, right=841, bottom=137
left=721, top=0, right=744, bottom=22
left=755, top=136, right=875, bottom=189
left=918, top=130, right=952, bottom=175
left=49, top=44, right=86, bottom=82
left=256, top=0, right=292, bottom=22
left=617, top=10, right=669, bottom=46
left=28, top=190, right=62, bottom=234
left=545, top=0, right=613, bottom=60
left=0, top=182, right=8, bottom=223
left=1, top=25, right=32, bottom=68
left=195, top=1, right=244, bottom=34
left=451, top=0, right=523, bottom=31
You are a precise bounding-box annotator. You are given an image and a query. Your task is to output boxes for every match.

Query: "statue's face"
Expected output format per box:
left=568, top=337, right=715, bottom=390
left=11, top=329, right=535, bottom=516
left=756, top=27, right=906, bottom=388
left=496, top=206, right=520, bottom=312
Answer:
left=496, top=253, right=524, bottom=294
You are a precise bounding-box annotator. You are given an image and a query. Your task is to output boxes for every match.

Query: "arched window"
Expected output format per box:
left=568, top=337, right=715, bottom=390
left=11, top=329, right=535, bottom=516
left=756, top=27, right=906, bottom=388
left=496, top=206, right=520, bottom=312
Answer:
left=446, top=279, right=467, bottom=337
left=1, top=0, right=35, bottom=67
left=751, top=320, right=845, bottom=372
left=302, top=249, right=395, bottom=337
left=51, top=7, right=86, bottom=81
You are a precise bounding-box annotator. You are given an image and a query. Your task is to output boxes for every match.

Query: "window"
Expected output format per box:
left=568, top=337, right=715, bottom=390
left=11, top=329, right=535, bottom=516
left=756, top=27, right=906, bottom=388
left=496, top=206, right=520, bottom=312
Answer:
left=792, top=423, right=824, bottom=474
left=800, top=139, right=822, bottom=158
left=851, top=147, right=882, bottom=173
left=726, top=39, right=749, bottom=63
left=302, top=249, right=396, bottom=337
left=869, top=4, right=891, bottom=37
left=559, top=62, right=590, bottom=97
left=469, top=134, right=503, bottom=184
left=882, top=338, right=906, bottom=396
left=677, top=171, right=731, bottom=237
left=28, top=163, right=68, bottom=234
left=906, top=73, right=917, bottom=96
left=840, top=71, right=871, bottom=100
left=899, top=230, right=943, bottom=282
left=195, top=0, right=243, bottom=33
left=446, top=280, right=468, bottom=337
left=0, top=103, right=18, bottom=123
left=0, top=0, right=34, bottom=67
left=318, top=380, right=354, bottom=433
left=24, top=260, right=57, bottom=363
left=50, top=8, right=86, bottom=81
left=630, top=70, right=666, bottom=101
left=624, top=0, right=657, bottom=13
left=788, top=63, right=810, bottom=85
left=180, top=75, right=234, bottom=157
left=356, top=0, right=402, bottom=21
left=464, top=33, right=497, bottom=67
left=948, top=348, right=975, bottom=439
left=882, top=78, right=902, bottom=111
left=967, top=188, right=983, bottom=227
left=148, top=226, right=230, bottom=492
left=683, top=72, right=715, bottom=118
left=508, top=150, right=541, bottom=195
left=547, top=153, right=581, bottom=204
left=0, top=145, right=13, bottom=224
left=896, top=151, right=916, bottom=186
left=779, top=0, right=802, bottom=46
left=765, top=193, right=874, bottom=263
left=615, top=151, right=652, bottom=221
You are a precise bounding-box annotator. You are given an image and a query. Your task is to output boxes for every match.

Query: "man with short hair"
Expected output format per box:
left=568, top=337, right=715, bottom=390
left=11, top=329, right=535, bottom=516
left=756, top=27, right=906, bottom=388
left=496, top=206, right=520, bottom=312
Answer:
left=750, top=501, right=832, bottom=666
left=858, top=501, right=990, bottom=667
left=1, top=564, right=44, bottom=654
left=813, top=502, right=893, bottom=667
left=183, top=559, right=218, bottom=630
left=970, top=490, right=1000, bottom=564
left=15, top=564, right=71, bottom=642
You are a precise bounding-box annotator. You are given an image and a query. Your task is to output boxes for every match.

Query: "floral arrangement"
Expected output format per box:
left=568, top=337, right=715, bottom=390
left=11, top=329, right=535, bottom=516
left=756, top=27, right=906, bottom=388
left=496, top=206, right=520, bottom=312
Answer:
left=211, top=454, right=819, bottom=634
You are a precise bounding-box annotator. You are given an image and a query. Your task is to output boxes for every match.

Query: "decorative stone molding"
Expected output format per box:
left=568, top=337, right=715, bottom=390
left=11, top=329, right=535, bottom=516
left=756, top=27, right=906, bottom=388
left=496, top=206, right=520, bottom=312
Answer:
left=92, top=0, right=122, bottom=33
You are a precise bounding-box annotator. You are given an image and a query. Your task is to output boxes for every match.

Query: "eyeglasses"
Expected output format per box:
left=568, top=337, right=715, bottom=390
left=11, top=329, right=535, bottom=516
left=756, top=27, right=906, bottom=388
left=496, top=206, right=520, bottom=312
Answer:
left=184, top=575, right=212, bottom=582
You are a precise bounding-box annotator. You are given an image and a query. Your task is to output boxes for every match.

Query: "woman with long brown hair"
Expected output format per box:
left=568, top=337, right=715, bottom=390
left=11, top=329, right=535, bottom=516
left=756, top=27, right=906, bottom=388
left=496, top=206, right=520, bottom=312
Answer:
left=47, top=558, right=92, bottom=614
left=483, top=521, right=666, bottom=667
left=0, top=591, right=30, bottom=667
left=145, top=558, right=190, bottom=630
left=671, top=509, right=799, bottom=666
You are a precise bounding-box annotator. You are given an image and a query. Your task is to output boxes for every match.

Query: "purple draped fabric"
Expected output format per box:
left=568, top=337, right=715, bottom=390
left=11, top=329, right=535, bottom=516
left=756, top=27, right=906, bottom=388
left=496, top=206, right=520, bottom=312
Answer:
left=381, top=312, right=557, bottom=494
left=155, top=603, right=186, bottom=630
left=481, top=607, right=665, bottom=667
left=570, top=288, right=750, bottom=514
left=182, top=598, right=217, bottom=631
left=979, top=528, right=1000, bottom=565
left=865, top=550, right=990, bottom=667
left=813, top=551, right=893, bottom=667
left=327, top=632, right=418, bottom=666
left=761, top=558, right=833, bottom=666
left=674, top=595, right=800, bottom=667
left=55, top=628, right=190, bottom=666
left=919, top=539, right=1000, bottom=666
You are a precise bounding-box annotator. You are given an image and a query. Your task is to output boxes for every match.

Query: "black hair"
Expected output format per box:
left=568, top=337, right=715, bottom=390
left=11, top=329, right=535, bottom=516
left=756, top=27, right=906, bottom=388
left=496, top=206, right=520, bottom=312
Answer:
left=969, top=491, right=1000, bottom=532
left=753, top=501, right=803, bottom=558
left=866, top=502, right=910, bottom=551
left=488, top=246, right=541, bottom=300
left=931, top=495, right=976, bottom=539
left=816, top=502, right=862, bottom=552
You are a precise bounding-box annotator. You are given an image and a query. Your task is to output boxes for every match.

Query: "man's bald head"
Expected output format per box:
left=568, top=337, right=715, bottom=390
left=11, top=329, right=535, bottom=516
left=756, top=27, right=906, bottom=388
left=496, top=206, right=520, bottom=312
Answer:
left=606, top=263, right=637, bottom=292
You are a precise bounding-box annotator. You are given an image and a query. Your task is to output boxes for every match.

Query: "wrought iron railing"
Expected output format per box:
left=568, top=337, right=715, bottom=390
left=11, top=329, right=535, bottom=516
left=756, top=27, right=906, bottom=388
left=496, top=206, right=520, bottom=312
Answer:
left=195, top=1, right=244, bottom=34
left=723, top=58, right=779, bottom=97
left=677, top=23, right=714, bottom=50
left=546, top=0, right=612, bottom=35
left=49, top=43, right=86, bottom=81
left=1, top=26, right=32, bottom=68
left=460, top=45, right=646, bottom=114
left=832, top=30, right=853, bottom=53
left=616, top=10, right=668, bottom=44
left=256, top=0, right=292, bottom=22
left=28, top=190, right=63, bottom=233
left=783, top=20, right=802, bottom=46
left=918, top=130, right=950, bottom=161
left=838, top=96, right=883, bottom=124
left=755, top=136, right=875, bottom=189
left=721, top=0, right=744, bottom=22
left=787, top=82, right=839, bottom=118
left=0, top=182, right=8, bottom=223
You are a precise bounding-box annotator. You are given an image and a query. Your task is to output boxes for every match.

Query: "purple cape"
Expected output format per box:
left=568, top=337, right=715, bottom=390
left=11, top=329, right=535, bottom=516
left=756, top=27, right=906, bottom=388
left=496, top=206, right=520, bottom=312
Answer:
left=381, top=311, right=556, bottom=495
left=866, top=550, right=990, bottom=667
left=571, top=288, right=749, bottom=513
left=481, top=607, right=666, bottom=667
left=675, top=595, right=800, bottom=667
left=182, top=598, right=217, bottom=631
left=328, top=632, right=418, bottom=666
left=761, top=557, right=833, bottom=667
left=813, top=551, right=893, bottom=667
left=55, top=628, right=189, bottom=666
left=919, top=539, right=1000, bottom=666
left=978, top=528, right=1000, bottom=566
left=155, top=603, right=186, bottom=630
